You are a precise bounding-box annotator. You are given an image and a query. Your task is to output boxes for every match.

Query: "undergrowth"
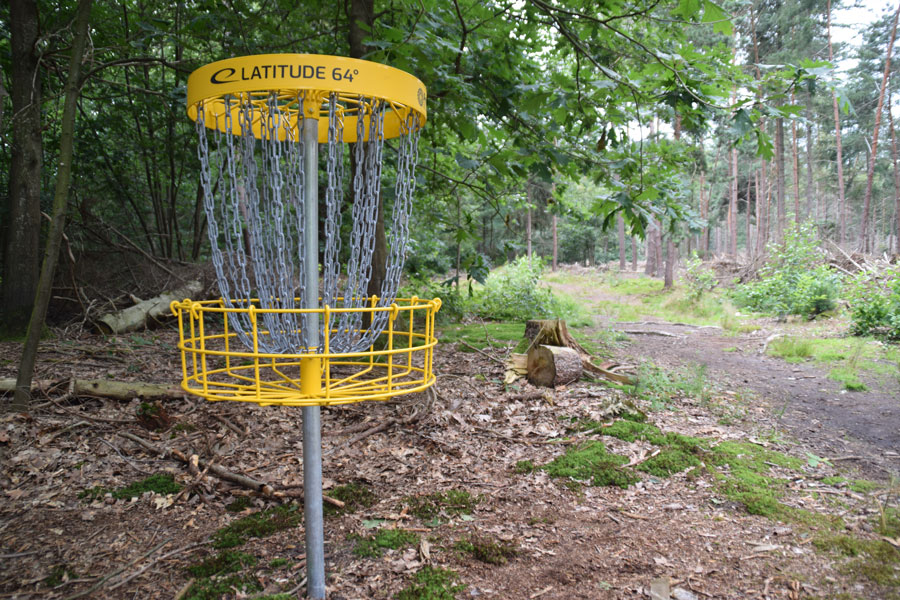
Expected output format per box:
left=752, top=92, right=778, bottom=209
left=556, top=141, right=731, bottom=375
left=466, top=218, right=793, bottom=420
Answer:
left=351, top=528, right=418, bottom=558
left=212, top=504, right=302, bottom=548
left=79, top=473, right=181, bottom=501
left=396, top=566, right=464, bottom=600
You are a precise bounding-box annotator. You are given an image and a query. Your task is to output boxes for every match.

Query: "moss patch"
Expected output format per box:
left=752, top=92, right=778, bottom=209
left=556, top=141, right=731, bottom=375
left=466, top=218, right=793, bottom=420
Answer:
left=396, top=566, right=465, bottom=600
left=225, top=496, right=252, bottom=512
left=513, top=460, right=537, bottom=474
left=815, top=533, right=900, bottom=587
left=79, top=473, right=181, bottom=501
left=351, top=528, right=419, bottom=558
left=187, top=551, right=256, bottom=578
left=212, top=504, right=302, bottom=549
left=455, top=535, right=518, bottom=565
left=637, top=448, right=701, bottom=477
left=182, top=573, right=262, bottom=600
left=542, top=441, right=637, bottom=489
left=325, top=481, right=377, bottom=516
left=407, top=489, right=480, bottom=521
left=43, top=565, right=79, bottom=588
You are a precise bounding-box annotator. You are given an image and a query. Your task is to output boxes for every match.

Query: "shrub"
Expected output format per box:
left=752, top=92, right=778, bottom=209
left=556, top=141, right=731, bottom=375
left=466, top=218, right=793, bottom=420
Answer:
left=471, top=256, right=557, bottom=321
left=845, top=266, right=900, bottom=340
left=683, top=252, right=718, bottom=300
left=731, top=222, right=841, bottom=318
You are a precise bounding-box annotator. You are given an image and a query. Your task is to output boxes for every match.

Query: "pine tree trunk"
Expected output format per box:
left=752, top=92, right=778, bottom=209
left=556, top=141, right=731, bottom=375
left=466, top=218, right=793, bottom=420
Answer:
left=730, top=146, right=738, bottom=257
left=745, top=177, right=752, bottom=258
left=757, top=156, right=769, bottom=256
left=828, top=0, right=848, bottom=247
left=631, top=237, right=637, bottom=271
left=792, top=90, right=800, bottom=231
left=889, top=87, right=900, bottom=254
left=664, top=237, right=675, bottom=289
left=645, top=220, right=657, bottom=275
left=862, top=0, right=900, bottom=253
left=13, top=0, right=92, bottom=410
left=775, top=116, right=786, bottom=243
left=617, top=214, right=626, bottom=270
left=552, top=214, right=558, bottom=271
left=806, top=97, right=815, bottom=225
left=699, top=173, right=709, bottom=257
left=2, top=0, right=42, bottom=337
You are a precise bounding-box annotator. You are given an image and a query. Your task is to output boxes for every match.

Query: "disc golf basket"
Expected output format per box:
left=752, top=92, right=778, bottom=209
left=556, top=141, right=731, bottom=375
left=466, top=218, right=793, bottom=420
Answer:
left=171, top=54, right=438, bottom=599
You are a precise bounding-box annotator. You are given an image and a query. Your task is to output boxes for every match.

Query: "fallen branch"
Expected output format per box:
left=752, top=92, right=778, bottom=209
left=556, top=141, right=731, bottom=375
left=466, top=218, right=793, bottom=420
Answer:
left=118, top=431, right=275, bottom=496
left=0, top=377, right=183, bottom=401
left=459, top=341, right=507, bottom=366
left=619, top=329, right=683, bottom=337
left=62, top=537, right=173, bottom=600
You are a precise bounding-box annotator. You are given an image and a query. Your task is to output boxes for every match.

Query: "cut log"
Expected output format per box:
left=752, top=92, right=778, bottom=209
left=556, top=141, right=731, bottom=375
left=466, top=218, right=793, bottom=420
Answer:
left=0, top=378, right=183, bottom=400
left=97, top=280, right=202, bottom=334
left=527, top=344, right=583, bottom=387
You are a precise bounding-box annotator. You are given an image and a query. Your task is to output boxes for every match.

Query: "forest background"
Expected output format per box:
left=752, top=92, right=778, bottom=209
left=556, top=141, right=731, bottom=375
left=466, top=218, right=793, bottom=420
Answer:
left=2, top=0, right=900, bottom=343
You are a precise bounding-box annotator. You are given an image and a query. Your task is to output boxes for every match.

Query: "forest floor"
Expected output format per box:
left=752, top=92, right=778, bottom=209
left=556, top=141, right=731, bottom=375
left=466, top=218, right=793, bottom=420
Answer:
left=0, top=266, right=898, bottom=600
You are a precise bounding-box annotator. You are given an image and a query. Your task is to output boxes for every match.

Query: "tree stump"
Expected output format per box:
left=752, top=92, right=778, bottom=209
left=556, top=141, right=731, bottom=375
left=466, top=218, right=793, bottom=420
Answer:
left=526, top=344, right=583, bottom=387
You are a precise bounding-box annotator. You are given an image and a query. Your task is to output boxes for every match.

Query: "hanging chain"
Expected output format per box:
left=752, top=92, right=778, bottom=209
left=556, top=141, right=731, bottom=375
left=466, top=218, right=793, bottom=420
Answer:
left=196, top=94, right=421, bottom=355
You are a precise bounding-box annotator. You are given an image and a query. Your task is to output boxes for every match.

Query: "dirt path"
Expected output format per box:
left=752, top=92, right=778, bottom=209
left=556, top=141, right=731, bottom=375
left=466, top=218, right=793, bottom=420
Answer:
left=551, top=272, right=900, bottom=481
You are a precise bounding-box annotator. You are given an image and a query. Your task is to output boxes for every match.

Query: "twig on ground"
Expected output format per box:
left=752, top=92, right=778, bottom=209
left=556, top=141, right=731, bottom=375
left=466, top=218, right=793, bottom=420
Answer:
left=107, top=541, right=207, bottom=591
left=97, top=437, right=154, bottom=475
left=459, top=341, right=508, bottom=366
left=61, top=538, right=173, bottom=600
left=211, top=413, right=246, bottom=436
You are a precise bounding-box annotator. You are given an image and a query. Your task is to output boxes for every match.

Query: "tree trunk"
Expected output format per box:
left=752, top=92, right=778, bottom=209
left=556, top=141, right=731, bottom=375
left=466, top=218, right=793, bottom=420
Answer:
left=775, top=116, right=786, bottom=243
left=617, top=214, right=626, bottom=270
left=527, top=345, right=582, bottom=387
left=2, top=0, right=42, bottom=336
left=828, top=0, right=848, bottom=246
left=806, top=97, right=815, bottom=225
left=792, top=90, right=800, bottom=231
left=745, top=177, right=752, bottom=258
left=663, top=237, right=675, bottom=289
left=699, top=173, right=709, bottom=257
left=889, top=86, right=900, bottom=254
left=730, top=146, right=738, bottom=257
left=552, top=214, right=558, bottom=271
left=13, top=0, right=93, bottom=410
left=862, top=0, right=900, bottom=253
left=644, top=219, right=658, bottom=275
left=757, top=156, right=769, bottom=255
left=631, top=237, right=637, bottom=271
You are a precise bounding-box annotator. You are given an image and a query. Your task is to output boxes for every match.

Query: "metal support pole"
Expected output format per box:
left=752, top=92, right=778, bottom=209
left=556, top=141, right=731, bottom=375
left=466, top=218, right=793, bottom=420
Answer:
left=301, top=113, right=326, bottom=600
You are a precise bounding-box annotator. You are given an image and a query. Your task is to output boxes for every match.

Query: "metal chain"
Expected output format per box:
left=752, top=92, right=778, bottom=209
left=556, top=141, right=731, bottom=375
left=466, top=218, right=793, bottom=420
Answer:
left=195, top=94, right=421, bottom=354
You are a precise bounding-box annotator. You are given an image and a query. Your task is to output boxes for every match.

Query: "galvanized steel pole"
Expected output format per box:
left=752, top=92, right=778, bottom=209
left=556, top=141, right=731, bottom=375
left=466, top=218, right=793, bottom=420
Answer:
left=301, top=114, right=326, bottom=600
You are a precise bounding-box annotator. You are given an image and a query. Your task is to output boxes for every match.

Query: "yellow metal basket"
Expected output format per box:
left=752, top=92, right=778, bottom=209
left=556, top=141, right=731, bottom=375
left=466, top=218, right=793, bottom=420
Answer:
left=170, top=296, right=441, bottom=407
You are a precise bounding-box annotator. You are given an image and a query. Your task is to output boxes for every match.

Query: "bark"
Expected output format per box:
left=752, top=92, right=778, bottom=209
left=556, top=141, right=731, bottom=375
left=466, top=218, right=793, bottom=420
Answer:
left=630, top=237, right=637, bottom=271
left=806, top=98, right=815, bottom=225
left=617, top=214, right=626, bottom=270
left=699, top=173, right=709, bottom=257
left=663, top=237, right=675, bottom=289
left=730, top=146, right=738, bottom=257
left=97, top=281, right=202, bottom=334
left=828, top=0, right=848, bottom=246
left=2, top=0, right=42, bottom=336
left=526, top=193, right=533, bottom=260
left=862, top=0, right=900, bottom=253
left=745, top=177, right=752, bottom=257
left=1, top=378, right=182, bottom=401
left=527, top=345, right=582, bottom=387
left=13, top=0, right=93, bottom=410
left=791, top=90, right=800, bottom=231
left=889, top=87, right=900, bottom=254
left=644, top=220, right=658, bottom=275
left=775, top=117, right=786, bottom=243
left=757, top=156, right=769, bottom=256
left=552, top=214, right=558, bottom=271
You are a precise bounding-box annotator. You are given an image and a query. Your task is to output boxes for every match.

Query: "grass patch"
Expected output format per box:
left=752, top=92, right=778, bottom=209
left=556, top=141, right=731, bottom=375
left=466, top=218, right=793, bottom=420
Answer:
left=351, top=528, right=418, bottom=558
left=768, top=335, right=900, bottom=385
left=542, top=441, right=637, bottom=489
left=407, top=489, right=480, bottom=521
left=828, top=367, right=868, bottom=391
left=324, top=481, right=377, bottom=516
left=396, top=566, right=465, bottom=600
left=438, top=323, right=524, bottom=351
left=815, top=533, right=900, bottom=587
left=768, top=337, right=813, bottom=362
left=628, top=363, right=711, bottom=409
left=79, top=473, right=181, bottom=501
left=455, top=535, right=518, bottom=565
left=268, top=558, right=290, bottom=568
left=212, top=504, right=302, bottom=549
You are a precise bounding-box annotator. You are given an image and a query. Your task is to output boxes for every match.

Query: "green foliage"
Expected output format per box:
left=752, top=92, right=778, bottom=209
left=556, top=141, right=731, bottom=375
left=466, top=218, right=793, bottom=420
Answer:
left=396, top=566, right=464, bottom=600
left=845, top=266, right=900, bottom=340
left=325, top=482, right=378, bottom=516
left=542, top=441, right=638, bottom=489
left=683, top=252, right=718, bottom=300
left=470, top=257, right=558, bottom=321
left=351, top=528, right=419, bottom=558
left=79, top=473, right=181, bottom=501
left=628, top=363, right=711, bottom=409
left=212, top=504, right=302, bottom=549
left=401, top=276, right=467, bottom=324
left=438, top=323, right=524, bottom=350
left=226, top=497, right=253, bottom=512
left=731, top=223, right=841, bottom=318
left=407, top=489, right=480, bottom=521
left=182, top=573, right=262, bottom=600
left=767, top=337, right=813, bottom=362
left=513, top=460, right=537, bottom=474
left=187, top=551, right=256, bottom=578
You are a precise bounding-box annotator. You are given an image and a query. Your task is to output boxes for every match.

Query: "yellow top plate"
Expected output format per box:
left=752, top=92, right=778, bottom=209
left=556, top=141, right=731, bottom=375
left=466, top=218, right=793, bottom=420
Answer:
left=187, top=54, right=427, bottom=143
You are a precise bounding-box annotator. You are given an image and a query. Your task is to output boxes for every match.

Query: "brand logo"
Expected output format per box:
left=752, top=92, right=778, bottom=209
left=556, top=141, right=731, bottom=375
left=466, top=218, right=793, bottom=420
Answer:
left=417, top=88, right=425, bottom=107
left=210, top=67, right=237, bottom=84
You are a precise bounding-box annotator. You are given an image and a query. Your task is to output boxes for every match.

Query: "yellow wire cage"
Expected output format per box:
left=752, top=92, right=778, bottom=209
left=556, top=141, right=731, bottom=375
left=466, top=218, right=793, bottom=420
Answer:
left=170, top=296, right=441, bottom=407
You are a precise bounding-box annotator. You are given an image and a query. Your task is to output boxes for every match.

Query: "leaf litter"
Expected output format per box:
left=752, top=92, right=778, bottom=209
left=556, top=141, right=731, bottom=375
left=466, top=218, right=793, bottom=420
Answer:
left=0, top=328, right=898, bottom=599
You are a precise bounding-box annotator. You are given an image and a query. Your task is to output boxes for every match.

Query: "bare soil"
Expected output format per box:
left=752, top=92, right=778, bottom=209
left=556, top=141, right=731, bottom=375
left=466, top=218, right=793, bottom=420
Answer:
left=1, top=271, right=898, bottom=600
